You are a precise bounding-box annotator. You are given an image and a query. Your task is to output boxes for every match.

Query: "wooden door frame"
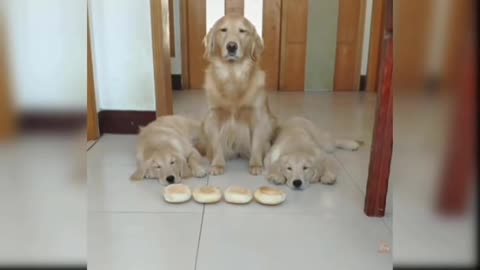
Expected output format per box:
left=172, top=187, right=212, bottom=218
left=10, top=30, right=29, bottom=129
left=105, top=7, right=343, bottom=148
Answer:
left=366, top=0, right=386, bottom=92
left=0, top=8, right=16, bottom=141
left=334, top=0, right=367, bottom=91
left=225, top=0, right=244, bottom=14
left=150, top=0, right=173, bottom=116
left=87, top=8, right=100, bottom=141
left=180, top=0, right=190, bottom=89
left=278, top=0, right=309, bottom=91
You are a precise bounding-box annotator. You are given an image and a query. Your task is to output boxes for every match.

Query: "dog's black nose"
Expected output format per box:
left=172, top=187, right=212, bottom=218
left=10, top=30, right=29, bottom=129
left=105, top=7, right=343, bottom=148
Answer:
left=226, top=42, right=238, bottom=53
left=293, top=179, right=302, bottom=188
left=166, top=175, right=175, bottom=184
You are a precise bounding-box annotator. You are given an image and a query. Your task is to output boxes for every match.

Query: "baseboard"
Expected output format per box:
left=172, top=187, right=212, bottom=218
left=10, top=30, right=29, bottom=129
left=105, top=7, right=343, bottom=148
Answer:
left=172, top=74, right=182, bottom=90
left=19, top=111, right=85, bottom=133
left=359, top=75, right=367, bottom=91
left=98, top=110, right=156, bottom=134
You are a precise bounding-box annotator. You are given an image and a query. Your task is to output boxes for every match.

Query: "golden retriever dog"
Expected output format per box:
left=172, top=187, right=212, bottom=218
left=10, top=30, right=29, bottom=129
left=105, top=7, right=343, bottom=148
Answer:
left=202, top=15, right=276, bottom=176
left=264, top=117, right=362, bottom=190
left=130, top=115, right=209, bottom=185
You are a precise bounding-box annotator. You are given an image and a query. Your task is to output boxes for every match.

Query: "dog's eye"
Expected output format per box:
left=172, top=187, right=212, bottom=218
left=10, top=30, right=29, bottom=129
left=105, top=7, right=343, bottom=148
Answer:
left=239, top=29, right=247, bottom=33
left=220, top=28, right=227, bottom=32
left=287, top=167, right=292, bottom=171
left=170, top=161, right=175, bottom=165
left=303, top=166, right=309, bottom=170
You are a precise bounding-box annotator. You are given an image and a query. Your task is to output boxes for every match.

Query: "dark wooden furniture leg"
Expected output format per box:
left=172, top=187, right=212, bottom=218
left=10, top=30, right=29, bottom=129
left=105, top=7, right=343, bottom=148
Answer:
left=364, top=0, right=393, bottom=217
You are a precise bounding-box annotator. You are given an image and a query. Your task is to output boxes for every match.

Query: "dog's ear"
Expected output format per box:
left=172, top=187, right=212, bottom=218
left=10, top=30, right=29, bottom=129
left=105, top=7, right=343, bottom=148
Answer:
left=130, top=165, right=147, bottom=181
left=250, top=31, right=264, bottom=61
left=203, top=26, right=216, bottom=60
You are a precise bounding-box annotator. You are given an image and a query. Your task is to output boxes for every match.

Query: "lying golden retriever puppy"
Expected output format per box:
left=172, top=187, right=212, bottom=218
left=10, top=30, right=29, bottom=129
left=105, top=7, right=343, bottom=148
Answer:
left=130, top=115, right=209, bottom=185
left=202, top=15, right=276, bottom=176
left=264, top=117, right=362, bottom=190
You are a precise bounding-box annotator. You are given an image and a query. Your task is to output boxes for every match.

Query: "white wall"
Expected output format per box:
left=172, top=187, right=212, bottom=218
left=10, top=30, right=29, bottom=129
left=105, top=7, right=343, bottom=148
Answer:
left=89, top=0, right=156, bottom=111
left=2, top=0, right=86, bottom=111
left=206, top=0, right=225, bottom=32
left=89, top=0, right=183, bottom=111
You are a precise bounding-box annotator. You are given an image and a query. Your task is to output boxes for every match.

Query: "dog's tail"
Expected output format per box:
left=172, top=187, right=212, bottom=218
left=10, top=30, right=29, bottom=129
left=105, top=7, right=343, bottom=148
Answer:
left=299, top=118, right=362, bottom=153
left=333, top=139, right=363, bottom=151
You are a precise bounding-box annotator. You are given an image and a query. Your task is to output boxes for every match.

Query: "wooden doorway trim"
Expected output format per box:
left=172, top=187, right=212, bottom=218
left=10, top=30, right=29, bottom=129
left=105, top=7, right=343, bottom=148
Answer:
left=180, top=0, right=190, bottom=89
left=184, top=0, right=206, bottom=90
left=365, top=0, right=385, bottom=92
left=150, top=0, right=173, bottom=116
left=87, top=9, right=100, bottom=141
left=0, top=9, right=16, bottom=140
left=225, top=0, right=244, bottom=15
left=169, top=0, right=175, bottom=57
left=278, top=0, right=309, bottom=91
left=262, top=0, right=282, bottom=91
left=334, top=0, right=366, bottom=91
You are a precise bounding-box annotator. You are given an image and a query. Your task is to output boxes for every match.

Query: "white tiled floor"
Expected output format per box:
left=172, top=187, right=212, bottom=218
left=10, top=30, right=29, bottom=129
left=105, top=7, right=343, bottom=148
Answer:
left=1, top=136, right=86, bottom=265
left=87, top=91, right=392, bottom=269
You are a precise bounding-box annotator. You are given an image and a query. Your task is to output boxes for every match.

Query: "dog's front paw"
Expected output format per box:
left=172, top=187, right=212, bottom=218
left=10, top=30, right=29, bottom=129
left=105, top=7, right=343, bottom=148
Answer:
left=210, top=165, right=225, bottom=176
left=249, top=165, right=263, bottom=176
left=320, top=171, right=336, bottom=185
left=191, top=164, right=209, bottom=178
left=267, top=172, right=286, bottom=185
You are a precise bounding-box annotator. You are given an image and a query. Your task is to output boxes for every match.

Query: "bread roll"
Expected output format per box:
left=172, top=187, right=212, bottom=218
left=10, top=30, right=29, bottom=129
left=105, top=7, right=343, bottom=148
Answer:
left=163, top=184, right=192, bottom=203
left=254, top=186, right=286, bottom=205
left=224, top=186, right=253, bottom=204
left=193, top=186, right=222, bottom=204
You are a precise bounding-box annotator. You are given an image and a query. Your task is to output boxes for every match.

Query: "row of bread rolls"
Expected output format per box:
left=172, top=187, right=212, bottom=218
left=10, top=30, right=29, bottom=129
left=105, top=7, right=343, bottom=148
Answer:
left=163, top=184, right=286, bottom=205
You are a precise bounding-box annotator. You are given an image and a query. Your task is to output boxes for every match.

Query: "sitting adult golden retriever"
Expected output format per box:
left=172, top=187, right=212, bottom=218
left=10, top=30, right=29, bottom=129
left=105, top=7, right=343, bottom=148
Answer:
left=264, top=117, right=362, bottom=190
left=130, top=115, right=209, bottom=185
left=202, top=15, right=276, bottom=176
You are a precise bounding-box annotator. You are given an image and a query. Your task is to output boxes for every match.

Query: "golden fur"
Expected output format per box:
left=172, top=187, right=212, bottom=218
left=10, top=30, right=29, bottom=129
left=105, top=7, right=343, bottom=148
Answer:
left=131, top=115, right=209, bottom=185
left=264, top=117, right=362, bottom=189
left=202, top=15, right=276, bottom=176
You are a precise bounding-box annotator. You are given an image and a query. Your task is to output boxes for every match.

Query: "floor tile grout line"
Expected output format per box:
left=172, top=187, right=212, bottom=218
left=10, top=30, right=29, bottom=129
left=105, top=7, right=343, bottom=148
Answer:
left=332, top=153, right=367, bottom=198
left=87, top=136, right=102, bottom=151
left=334, top=153, right=393, bottom=232
left=193, top=204, right=206, bottom=270
left=194, top=172, right=208, bottom=270
left=381, top=217, right=393, bottom=233
left=88, top=210, right=205, bottom=214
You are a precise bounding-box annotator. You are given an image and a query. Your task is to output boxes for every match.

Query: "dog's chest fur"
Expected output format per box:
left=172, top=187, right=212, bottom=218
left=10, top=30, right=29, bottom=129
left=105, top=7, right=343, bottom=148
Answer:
left=214, top=60, right=253, bottom=94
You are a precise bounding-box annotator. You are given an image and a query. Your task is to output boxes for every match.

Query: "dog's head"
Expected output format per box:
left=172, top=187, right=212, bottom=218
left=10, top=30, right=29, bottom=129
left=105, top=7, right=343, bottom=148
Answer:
left=130, top=146, right=190, bottom=185
left=203, top=15, right=264, bottom=63
left=278, top=152, right=323, bottom=190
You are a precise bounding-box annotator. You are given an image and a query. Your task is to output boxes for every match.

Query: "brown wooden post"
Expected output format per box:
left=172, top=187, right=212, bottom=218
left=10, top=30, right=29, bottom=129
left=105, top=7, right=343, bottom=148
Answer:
left=364, top=0, right=393, bottom=217
left=150, top=0, right=173, bottom=116
left=87, top=9, right=100, bottom=141
left=0, top=9, right=16, bottom=141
